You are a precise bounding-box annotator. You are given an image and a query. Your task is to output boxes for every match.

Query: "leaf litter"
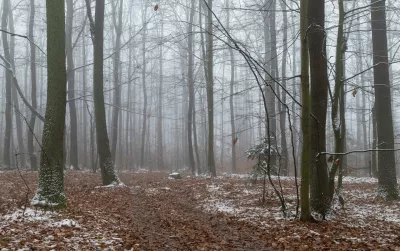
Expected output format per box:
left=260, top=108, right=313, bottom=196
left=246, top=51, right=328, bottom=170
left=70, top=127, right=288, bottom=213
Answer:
left=0, top=171, right=399, bottom=250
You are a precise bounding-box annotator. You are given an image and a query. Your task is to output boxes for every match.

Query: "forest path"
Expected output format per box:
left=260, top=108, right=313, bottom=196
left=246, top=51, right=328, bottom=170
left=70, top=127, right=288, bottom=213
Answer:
left=0, top=171, right=399, bottom=250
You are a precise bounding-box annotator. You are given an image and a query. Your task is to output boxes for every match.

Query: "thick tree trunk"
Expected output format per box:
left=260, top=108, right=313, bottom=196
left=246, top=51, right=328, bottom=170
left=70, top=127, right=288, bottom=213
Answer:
left=32, top=0, right=67, bottom=207
left=370, top=0, right=398, bottom=199
left=308, top=0, right=330, bottom=215
left=300, top=0, right=311, bottom=221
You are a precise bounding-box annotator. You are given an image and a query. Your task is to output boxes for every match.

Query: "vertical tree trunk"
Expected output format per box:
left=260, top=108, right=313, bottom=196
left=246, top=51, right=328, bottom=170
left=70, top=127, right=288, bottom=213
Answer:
left=27, top=0, right=38, bottom=171
left=111, top=0, right=124, bottom=163
left=66, top=0, right=79, bottom=170
left=279, top=0, right=288, bottom=176
left=206, top=0, right=216, bottom=176
left=308, top=0, right=330, bottom=215
left=8, top=6, right=26, bottom=168
left=85, top=0, right=121, bottom=184
left=32, top=0, right=67, bottom=207
left=227, top=0, right=236, bottom=174
left=187, top=0, right=196, bottom=174
left=370, top=0, right=398, bottom=199
left=140, top=8, right=148, bottom=169
left=157, top=16, right=164, bottom=170
left=300, top=0, right=311, bottom=222
left=2, top=0, right=12, bottom=168
left=82, top=21, right=88, bottom=169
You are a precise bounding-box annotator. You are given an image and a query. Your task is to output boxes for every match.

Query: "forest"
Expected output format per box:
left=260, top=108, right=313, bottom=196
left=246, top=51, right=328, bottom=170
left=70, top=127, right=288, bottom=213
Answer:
left=0, top=0, right=400, bottom=249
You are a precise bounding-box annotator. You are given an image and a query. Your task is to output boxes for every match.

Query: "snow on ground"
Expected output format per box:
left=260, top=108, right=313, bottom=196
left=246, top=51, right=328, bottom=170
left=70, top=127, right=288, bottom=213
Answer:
left=199, top=176, right=400, bottom=225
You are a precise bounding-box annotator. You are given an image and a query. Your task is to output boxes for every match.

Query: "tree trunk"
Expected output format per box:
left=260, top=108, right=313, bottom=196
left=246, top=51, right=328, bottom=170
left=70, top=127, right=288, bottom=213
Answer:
left=27, top=0, right=38, bottom=171
left=85, top=0, right=121, bottom=184
left=300, top=0, right=311, bottom=221
left=32, top=0, right=67, bottom=207
left=187, top=0, right=196, bottom=175
left=370, top=0, right=398, bottom=199
left=66, top=0, right=79, bottom=170
left=2, top=0, right=13, bottom=168
left=279, top=0, right=288, bottom=176
left=140, top=9, right=148, bottom=169
left=157, top=18, right=164, bottom=170
left=206, top=0, right=216, bottom=176
left=111, top=0, right=123, bottom=163
left=308, top=0, right=330, bottom=215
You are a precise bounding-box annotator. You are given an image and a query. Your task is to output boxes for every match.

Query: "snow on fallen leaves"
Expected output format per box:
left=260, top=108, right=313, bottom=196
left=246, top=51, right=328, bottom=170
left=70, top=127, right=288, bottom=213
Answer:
left=0, top=170, right=400, bottom=250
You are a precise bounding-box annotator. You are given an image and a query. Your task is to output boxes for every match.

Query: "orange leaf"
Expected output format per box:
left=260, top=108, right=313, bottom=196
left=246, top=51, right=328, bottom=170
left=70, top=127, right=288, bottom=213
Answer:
left=233, top=138, right=238, bottom=145
left=352, top=89, right=357, bottom=97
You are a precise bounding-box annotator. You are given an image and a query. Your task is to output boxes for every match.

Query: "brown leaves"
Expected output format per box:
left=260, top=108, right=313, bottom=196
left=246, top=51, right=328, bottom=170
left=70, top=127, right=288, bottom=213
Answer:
left=233, top=137, right=238, bottom=145
left=352, top=88, right=357, bottom=97
left=154, top=4, right=159, bottom=11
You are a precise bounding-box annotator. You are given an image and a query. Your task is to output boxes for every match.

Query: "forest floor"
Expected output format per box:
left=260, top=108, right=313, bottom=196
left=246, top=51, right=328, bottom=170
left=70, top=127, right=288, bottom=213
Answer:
left=0, top=170, right=400, bottom=250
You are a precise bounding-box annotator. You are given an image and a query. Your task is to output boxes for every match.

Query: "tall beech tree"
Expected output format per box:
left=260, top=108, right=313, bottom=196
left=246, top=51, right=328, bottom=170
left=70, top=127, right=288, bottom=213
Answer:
left=85, top=0, right=121, bottom=185
left=370, top=0, right=399, bottom=199
left=31, top=0, right=67, bottom=207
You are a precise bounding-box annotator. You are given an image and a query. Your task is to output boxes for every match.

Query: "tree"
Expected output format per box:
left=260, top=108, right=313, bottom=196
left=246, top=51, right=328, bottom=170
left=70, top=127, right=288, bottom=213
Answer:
left=370, top=0, right=399, bottom=199
left=66, top=0, right=79, bottom=170
left=227, top=0, right=236, bottom=174
left=2, top=0, right=12, bottom=169
left=308, top=0, right=330, bottom=215
left=300, top=0, right=311, bottom=221
left=206, top=0, right=216, bottom=176
left=27, top=0, right=38, bottom=171
left=187, top=0, right=196, bottom=175
left=85, top=0, right=121, bottom=185
left=111, top=0, right=124, bottom=163
left=31, top=0, right=67, bottom=207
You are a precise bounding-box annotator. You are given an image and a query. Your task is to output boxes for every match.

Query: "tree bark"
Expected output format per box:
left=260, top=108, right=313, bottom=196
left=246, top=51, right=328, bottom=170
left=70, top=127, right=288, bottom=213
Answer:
left=300, top=0, right=311, bottom=221
left=308, top=0, right=330, bottom=215
left=85, top=0, right=121, bottom=184
left=2, top=0, right=12, bottom=168
left=111, top=0, right=123, bottom=163
left=32, top=0, right=67, bottom=207
left=206, top=0, right=216, bottom=176
left=370, top=0, right=398, bottom=199
left=187, top=0, right=196, bottom=174
left=66, top=0, right=79, bottom=170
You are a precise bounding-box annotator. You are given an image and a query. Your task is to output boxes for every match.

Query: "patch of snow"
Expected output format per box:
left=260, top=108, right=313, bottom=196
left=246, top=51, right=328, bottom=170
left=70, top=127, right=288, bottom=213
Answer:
left=95, top=182, right=126, bottom=189
left=2, top=208, right=57, bottom=223
left=50, top=219, right=80, bottom=228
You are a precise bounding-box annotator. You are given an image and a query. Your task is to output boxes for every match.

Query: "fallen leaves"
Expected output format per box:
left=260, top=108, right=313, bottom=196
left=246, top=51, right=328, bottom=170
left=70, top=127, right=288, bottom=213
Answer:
left=0, top=171, right=399, bottom=250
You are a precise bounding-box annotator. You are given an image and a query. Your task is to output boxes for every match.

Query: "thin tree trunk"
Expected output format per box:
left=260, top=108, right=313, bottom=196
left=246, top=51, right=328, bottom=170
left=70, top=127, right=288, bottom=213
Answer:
left=206, top=0, right=216, bottom=176
left=66, top=0, right=79, bottom=170
left=85, top=0, right=121, bottom=185
left=111, top=0, right=124, bottom=163
left=27, top=0, right=38, bottom=171
left=140, top=8, right=148, bottom=169
left=227, top=0, right=236, bottom=174
left=187, top=0, right=196, bottom=174
left=2, top=0, right=12, bottom=168
left=157, top=17, right=164, bottom=170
